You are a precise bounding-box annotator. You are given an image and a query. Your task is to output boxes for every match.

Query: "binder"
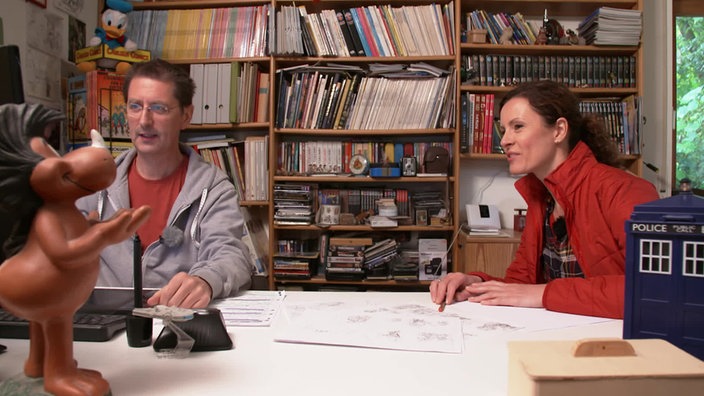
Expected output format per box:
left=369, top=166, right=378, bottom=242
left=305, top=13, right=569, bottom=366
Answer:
left=202, top=63, right=218, bottom=124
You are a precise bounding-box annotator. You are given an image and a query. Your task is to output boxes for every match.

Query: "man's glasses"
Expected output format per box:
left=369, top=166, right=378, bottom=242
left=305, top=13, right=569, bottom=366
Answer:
left=126, top=102, right=173, bottom=116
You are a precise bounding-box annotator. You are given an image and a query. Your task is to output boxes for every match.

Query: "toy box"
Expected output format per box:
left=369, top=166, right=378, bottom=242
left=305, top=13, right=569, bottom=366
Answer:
left=623, top=181, right=704, bottom=360
left=418, top=238, right=447, bottom=280
left=508, top=338, right=704, bottom=396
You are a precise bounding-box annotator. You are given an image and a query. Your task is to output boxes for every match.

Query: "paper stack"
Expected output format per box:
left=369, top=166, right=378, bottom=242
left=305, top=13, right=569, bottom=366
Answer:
left=577, top=7, right=642, bottom=46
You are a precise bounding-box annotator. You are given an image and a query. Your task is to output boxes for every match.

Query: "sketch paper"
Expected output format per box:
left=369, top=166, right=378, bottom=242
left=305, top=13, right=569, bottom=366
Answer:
left=275, top=301, right=464, bottom=353
left=211, top=290, right=286, bottom=327
left=274, top=299, right=613, bottom=354
left=448, top=302, right=613, bottom=337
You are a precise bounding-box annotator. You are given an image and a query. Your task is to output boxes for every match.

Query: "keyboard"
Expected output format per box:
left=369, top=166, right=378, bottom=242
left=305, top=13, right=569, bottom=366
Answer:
left=0, top=309, right=126, bottom=342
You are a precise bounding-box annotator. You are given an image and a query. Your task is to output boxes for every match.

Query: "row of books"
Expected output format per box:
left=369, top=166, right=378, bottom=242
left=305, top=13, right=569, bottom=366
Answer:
left=466, top=9, right=537, bottom=45
left=325, top=236, right=372, bottom=281
left=240, top=207, right=269, bottom=275
left=276, top=140, right=453, bottom=176
left=128, top=5, right=270, bottom=60
left=580, top=96, right=642, bottom=155
left=276, top=234, right=449, bottom=281
left=275, top=181, right=449, bottom=222
left=275, top=3, right=455, bottom=57
left=577, top=6, right=642, bottom=46
left=189, top=62, right=269, bottom=125
left=273, top=251, right=319, bottom=280
left=324, top=237, right=405, bottom=281
left=320, top=187, right=412, bottom=218
left=462, top=54, right=637, bottom=89
left=67, top=71, right=128, bottom=143
left=276, top=64, right=455, bottom=130
left=191, top=136, right=268, bottom=201
left=459, top=94, right=642, bottom=156
left=460, top=93, right=501, bottom=155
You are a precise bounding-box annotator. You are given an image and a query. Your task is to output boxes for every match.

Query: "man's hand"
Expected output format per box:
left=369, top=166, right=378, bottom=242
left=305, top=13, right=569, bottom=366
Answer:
left=147, top=272, right=212, bottom=308
left=465, top=281, right=546, bottom=308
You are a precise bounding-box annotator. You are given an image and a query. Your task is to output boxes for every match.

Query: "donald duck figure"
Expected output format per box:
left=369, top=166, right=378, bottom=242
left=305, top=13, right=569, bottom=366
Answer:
left=91, top=0, right=137, bottom=51
left=77, top=0, right=137, bottom=74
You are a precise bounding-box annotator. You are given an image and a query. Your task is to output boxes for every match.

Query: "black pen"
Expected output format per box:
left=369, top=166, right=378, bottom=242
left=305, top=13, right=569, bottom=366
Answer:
left=133, top=234, right=143, bottom=308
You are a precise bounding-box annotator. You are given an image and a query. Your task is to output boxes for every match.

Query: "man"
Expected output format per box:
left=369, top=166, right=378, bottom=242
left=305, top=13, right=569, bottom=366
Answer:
left=77, top=59, right=254, bottom=308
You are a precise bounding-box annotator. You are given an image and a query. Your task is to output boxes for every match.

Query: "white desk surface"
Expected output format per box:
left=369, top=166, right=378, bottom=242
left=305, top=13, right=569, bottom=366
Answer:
left=0, top=291, right=621, bottom=396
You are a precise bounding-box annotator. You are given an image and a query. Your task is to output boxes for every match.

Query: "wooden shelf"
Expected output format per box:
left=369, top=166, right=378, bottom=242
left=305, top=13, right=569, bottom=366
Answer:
left=275, top=276, right=432, bottom=288
left=128, top=0, right=643, bottom=291
left=459, top=44, right=639, bottom=56
left=274, top=128, right=455, bottom=136
left=273, top=224, right=454, bottom=232
left=273, top=175, right=454, bottom=183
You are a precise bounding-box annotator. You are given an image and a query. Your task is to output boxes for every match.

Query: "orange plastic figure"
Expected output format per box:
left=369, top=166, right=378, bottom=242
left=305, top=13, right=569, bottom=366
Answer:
left=0, top=104, right=150, bottom=395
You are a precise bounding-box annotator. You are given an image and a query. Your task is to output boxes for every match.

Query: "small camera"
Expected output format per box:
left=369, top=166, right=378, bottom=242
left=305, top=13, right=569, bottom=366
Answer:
left=402, top=156, right=416, bottom=176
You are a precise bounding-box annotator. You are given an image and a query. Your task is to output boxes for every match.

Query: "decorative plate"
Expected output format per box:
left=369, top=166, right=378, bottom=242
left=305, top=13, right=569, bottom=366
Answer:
left=349, top=154, right=369, bottom=176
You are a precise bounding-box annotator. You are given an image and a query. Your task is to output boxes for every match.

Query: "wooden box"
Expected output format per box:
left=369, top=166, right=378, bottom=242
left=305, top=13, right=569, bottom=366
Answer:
left=508, top=338, right=704, bottom=396
left=468, top=29, right=487, bottom=43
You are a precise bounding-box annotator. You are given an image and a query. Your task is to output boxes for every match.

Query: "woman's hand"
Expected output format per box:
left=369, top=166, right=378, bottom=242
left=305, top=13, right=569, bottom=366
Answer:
left=465, top=281, right=546, bottom=308
left=430, top=272, right=483, bottom=306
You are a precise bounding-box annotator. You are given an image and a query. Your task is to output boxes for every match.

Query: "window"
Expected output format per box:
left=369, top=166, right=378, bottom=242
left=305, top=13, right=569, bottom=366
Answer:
left=683, top=241, right=704, bottom=277
left=674, top=1, right=704, bottom=194
left=639, top=239, right=672, bottom=274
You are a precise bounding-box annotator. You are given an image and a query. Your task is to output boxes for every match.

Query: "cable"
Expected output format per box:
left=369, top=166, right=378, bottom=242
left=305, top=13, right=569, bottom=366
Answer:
left=433, top=224, right=465, bottom=276
left=471, top=169, right=503, bottom=204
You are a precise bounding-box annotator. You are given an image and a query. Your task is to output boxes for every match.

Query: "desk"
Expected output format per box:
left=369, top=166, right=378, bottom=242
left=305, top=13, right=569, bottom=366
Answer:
left=0, top=292, right=620, bottom=396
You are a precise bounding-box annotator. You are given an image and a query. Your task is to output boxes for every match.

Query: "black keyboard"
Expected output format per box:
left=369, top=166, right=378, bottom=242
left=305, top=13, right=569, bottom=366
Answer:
left=0, top=309, right=126, bottom=342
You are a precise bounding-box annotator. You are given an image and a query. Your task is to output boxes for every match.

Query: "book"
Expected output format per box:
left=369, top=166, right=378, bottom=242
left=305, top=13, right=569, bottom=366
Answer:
left=88, top=71, right=128, bottom=140
left=67, top=74, right=90, bottom=142
left=336, top=10, right=358, bottom=56
left=255, top=71, right=270, bottom=123
left=343, top=9, right=366, bottom=56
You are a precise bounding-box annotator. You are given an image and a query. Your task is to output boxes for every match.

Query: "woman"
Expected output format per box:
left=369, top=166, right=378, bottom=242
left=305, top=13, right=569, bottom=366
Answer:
left=431, top=80, right=659, bottom=318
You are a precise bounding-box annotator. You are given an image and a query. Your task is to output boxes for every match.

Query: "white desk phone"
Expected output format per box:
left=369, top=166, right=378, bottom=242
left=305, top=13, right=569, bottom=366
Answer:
left=466, top=204, right=501, bottom=231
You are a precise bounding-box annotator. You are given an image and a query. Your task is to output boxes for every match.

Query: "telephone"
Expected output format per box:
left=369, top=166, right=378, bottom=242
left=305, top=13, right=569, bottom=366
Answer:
left=466, top=204, right=501, bottom=230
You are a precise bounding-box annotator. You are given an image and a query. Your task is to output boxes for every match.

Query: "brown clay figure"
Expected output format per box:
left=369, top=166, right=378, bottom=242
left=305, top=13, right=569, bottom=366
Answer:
left=0, top=103, right=151, bottom=395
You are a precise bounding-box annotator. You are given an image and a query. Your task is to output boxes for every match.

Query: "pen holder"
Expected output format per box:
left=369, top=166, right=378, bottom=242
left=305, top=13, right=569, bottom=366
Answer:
left=126, top=314, right=153, bottom=347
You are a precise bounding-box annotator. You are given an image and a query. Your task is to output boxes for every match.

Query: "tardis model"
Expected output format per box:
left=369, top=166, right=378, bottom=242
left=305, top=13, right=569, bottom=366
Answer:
left=624, top=179, right=704, bottom=360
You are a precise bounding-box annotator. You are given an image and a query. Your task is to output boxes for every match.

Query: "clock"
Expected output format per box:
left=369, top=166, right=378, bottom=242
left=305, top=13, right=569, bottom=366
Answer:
left=349, top=154, right=369, bottom=176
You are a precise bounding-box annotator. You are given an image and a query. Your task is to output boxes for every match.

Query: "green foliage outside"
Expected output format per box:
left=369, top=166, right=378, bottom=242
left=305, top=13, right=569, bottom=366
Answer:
left=675, top=17, right=704, bottom=191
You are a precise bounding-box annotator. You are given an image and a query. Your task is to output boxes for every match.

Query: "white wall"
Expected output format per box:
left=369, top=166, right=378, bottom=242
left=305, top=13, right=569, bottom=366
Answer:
left=640, top=0, right=673, bottom=196
left=1, top=0, right=97, bottom=108
left=458, top=0, right=674, bottom=228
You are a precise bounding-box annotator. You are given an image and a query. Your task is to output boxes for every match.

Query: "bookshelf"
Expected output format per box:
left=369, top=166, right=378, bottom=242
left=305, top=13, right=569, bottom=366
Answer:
left=458, top=0, right=644, bottom=176
left=123, top=0, right=643, bottom=291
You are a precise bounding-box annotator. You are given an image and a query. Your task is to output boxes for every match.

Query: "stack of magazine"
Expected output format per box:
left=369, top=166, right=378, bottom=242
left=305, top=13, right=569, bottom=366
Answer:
left=577, top=6, right=642, bottom=46
left=363, top=238, right=401, bottom=279
left=273, top=184, right=314, bottom=225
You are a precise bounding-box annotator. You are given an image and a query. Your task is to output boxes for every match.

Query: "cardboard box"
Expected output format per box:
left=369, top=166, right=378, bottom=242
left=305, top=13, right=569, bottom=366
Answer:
left=508, top=338, right=704, bottom=396
left=418, top=238, right=447, bottom=280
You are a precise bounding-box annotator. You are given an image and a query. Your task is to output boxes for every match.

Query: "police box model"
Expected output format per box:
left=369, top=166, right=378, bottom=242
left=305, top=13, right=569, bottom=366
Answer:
left=624, top=179, right=704, bottom=361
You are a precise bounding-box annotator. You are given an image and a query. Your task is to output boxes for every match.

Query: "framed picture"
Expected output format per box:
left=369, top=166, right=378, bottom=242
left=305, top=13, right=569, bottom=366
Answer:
left=27, top=0, right=47, bottom=9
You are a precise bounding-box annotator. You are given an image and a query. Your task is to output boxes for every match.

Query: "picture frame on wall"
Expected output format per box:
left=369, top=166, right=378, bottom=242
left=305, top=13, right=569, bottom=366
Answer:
left=27, top=0, right=48, bottom=9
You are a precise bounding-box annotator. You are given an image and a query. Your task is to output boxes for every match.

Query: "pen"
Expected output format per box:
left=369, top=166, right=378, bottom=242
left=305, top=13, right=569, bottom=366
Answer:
left=438, top=301, right=446, bottom=312
left=133, top=234, right=142, bottom=308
